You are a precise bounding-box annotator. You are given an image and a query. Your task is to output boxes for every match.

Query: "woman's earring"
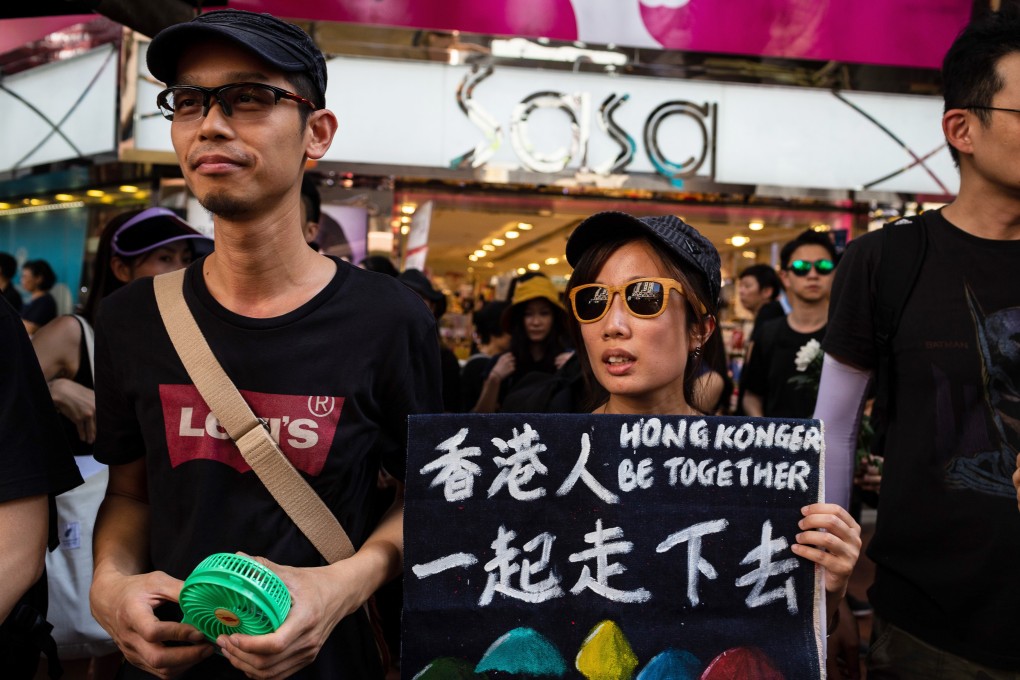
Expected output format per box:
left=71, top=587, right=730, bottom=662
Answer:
left=690, top=345, right=703, bottom=359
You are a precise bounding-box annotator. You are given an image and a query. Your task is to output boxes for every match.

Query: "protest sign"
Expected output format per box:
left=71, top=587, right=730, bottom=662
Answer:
left=404, top=414, right=825, bottom=679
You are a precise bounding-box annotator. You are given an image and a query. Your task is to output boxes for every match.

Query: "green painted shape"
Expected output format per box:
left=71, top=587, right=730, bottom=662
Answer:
left=413, top=657, right=487, bottom=680
left=575, top=620, right=639, bottom=680
left=475, top=627, right=567, bottom=677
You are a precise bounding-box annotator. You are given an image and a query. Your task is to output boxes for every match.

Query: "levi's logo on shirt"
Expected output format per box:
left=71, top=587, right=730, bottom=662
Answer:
left=159, top=385, right=344, bottom=476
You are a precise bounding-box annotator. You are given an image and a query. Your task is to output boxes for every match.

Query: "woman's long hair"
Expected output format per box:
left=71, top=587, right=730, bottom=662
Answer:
left=506, top=297, right=569, bottom=377
left=565, top=234, right=720, bottom=412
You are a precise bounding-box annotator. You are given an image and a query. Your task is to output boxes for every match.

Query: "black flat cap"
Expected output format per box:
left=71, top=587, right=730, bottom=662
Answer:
left=147, top=9, right=327, bottom=106
left=566, top=211, right=722, bottom=307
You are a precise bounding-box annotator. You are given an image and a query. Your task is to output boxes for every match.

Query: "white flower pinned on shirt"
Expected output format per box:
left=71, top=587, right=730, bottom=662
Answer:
left=794, top=338, right=823, bottom=372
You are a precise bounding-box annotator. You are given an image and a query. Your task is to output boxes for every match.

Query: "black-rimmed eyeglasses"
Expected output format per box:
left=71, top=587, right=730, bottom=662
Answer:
left=156, top=82, right=317, bottom=123
left=962, top=105, right=1020, bottom=116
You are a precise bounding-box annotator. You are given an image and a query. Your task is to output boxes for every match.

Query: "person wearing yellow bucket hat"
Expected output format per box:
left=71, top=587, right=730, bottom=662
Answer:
left=469, top=274, right=573, bottom=413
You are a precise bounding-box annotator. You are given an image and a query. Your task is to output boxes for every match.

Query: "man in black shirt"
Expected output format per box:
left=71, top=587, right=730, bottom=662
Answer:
left=0, top=252, right=22, bottom=312
left=817, top=8, right=1020, bottom=676
left=90, top=10, right=442, bottom=679
left=741, top=230, right=836, bottom=418
left=0, top=297, right=82, bottom=677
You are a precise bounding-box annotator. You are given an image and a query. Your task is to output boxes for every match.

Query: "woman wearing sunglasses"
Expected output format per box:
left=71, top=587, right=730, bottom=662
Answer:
left=28, top=207, right=211, bottom=680
left=563, top=211, right=859, bottom=638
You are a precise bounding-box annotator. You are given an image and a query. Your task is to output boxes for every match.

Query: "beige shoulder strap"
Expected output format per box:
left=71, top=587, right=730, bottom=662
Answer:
left=153, top=268, right=354, bottom=563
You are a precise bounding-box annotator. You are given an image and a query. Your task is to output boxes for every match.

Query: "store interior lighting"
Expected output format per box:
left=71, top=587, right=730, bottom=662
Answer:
left=748, top=220, right=764, bottom=231
left=0, top=200, right=85, bottom=216
left=0, top=184, right=152, bottom=216
left=730, top=235, right=751, bottom=247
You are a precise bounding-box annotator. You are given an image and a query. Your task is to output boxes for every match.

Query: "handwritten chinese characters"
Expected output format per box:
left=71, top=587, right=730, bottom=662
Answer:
left=404, top=414, right=825, bottom=680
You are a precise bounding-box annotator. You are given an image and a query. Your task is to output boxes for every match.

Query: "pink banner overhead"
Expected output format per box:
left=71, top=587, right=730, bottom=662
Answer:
left=0, top=15, right=97, bottom=55
left=229, top=0, right=969, bottom=69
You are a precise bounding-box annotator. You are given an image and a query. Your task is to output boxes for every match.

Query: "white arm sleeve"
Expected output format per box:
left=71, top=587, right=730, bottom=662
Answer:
left=812, top=354, right=872, bottom=509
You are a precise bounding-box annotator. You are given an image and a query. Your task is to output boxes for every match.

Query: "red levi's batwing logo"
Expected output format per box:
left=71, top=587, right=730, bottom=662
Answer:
left=159, top=385, right=344, bottom=475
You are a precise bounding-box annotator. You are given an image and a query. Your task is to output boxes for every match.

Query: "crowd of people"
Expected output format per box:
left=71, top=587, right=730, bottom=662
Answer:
left=2, top=5, right=1019, bottom=680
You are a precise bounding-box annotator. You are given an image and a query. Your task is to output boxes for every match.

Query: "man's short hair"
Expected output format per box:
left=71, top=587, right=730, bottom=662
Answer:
left=738, top=263, right=783, bottom=299
left=0, top=252, right=16, bottom=281
left=472, top=301, right=510, bottom=345
left=23, top=259, right=56, bottom=291
left=780, top=230, right=837, bottom=270
left=300, top=174, right=321, bottom=224
left=942, top=6, right=1020, bottom=165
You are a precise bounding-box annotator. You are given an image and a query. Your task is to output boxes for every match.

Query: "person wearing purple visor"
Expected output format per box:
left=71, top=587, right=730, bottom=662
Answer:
left=29, top=207, right=210, bottom=679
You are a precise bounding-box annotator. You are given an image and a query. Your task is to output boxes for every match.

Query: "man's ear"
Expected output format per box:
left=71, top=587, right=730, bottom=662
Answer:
left=305, top=109, right=339, bottom=161
left=943, top=108, right=976, bottom=157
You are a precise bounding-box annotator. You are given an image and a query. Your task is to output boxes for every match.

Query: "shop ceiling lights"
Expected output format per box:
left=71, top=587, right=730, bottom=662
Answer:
left=400, top=204, right=416, bottom=215
left=492, top=238, right=505, bottom=246
left=748, top=221, right=764, bottom=231
left=517, top=222, right=533, bottom=230
left=120, top=185, right=139, bottom=193
left=87, top=189, right=105, bottom=197
left=482, top=244, right=495, bottom=251
left=528, top=263, right=540, bottom=271
left=544, top=257, right=559, bottom=266
left=468, top=254, right=479, bottom=262
left=473, top=250, right=487, bottom=258
left=0, top=201, right=85, bottom=216
left=731, top=235, right=750, bottom=247
left=505, top=230, right=520, bottom=239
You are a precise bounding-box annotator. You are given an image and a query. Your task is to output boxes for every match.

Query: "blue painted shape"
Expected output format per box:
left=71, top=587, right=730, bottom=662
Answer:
left=636, top=649, right=702, bottom=680
left=475, top=627, right=567, bottom=677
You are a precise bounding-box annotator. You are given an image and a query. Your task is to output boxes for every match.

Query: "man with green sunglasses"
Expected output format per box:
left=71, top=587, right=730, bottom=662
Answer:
left=740, top=229, right=837, bottom=420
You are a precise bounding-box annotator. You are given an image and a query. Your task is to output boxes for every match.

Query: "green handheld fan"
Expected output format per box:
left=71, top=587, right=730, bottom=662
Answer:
left=180, top=553, right=292, bottom=642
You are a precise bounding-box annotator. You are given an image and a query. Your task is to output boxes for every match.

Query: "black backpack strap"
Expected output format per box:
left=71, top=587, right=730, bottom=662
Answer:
left=871, top=214, right=928, bottom=453
left=8, top=602, right=63, bottom=679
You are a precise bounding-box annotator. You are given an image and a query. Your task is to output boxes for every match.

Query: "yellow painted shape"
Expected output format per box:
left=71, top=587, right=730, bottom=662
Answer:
left=575, top=620, right=639, bottom=680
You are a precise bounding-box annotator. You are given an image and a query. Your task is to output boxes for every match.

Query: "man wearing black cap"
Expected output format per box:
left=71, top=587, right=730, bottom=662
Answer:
left=90, top=10, right=442, bottom=679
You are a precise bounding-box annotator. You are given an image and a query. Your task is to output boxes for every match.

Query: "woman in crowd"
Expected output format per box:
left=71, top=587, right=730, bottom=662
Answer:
left=29, top=207, right=210, bottom=680
left=20, top=259, right=58, bottom=334
left=563, top=210, right=860, bottom=636
left=470, top=274, right=573, bottom=413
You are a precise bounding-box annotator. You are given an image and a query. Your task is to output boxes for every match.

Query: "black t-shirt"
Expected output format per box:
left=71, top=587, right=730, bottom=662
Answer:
left=21, top=293, right=56, bottom=328
left=824, top=209, right=1020, bottom=670
left=1, top=284, right=22, bottom=312
left=94, top=257, right=443, bottom=679
left=0, top=297, right=82, bottom=662
left=751, top=299, right=785, bottom=340
left=460, top=353, right=490, bottom=411
left=0, top=297, right=82, bottom=509
left=741, top=316, right=825, bottom=419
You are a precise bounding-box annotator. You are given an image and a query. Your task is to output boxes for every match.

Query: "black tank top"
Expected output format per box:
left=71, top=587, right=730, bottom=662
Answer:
left=60, top=316, right=95, bottom=457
